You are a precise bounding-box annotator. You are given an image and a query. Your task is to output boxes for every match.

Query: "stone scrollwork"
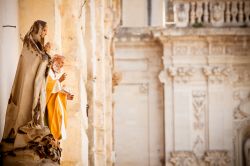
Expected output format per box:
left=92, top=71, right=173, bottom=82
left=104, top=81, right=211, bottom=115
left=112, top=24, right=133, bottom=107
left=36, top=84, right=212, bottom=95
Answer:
left=192, top=91, right=206, bottom=130
left=173, top=2, right=190, bottom=27
left=203, top=66, right=232, bottom=84
left=233, top=91, right=250, bottom=120
left=168, top=67, right=195, bottom=83
left=170, top=151, right=199, bottom=166
left=204, top=151, right=231, bottom=166
left=192, top=91, right=206, bottom=157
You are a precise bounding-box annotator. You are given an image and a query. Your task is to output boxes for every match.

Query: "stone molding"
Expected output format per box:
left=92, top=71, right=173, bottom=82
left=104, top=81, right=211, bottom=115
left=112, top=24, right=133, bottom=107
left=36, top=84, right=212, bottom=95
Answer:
left=160, top=64, right=250, bottom=85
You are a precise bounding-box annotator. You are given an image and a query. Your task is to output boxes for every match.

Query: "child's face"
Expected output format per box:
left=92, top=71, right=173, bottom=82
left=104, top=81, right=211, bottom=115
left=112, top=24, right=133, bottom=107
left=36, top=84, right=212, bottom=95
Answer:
left=52, top=59, right=64, bottom=73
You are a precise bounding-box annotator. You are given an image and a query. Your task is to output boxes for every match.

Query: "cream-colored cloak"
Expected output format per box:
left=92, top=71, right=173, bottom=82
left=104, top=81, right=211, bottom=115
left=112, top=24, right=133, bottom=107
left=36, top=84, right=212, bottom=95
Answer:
left=2, top=35, right=50, bottom=148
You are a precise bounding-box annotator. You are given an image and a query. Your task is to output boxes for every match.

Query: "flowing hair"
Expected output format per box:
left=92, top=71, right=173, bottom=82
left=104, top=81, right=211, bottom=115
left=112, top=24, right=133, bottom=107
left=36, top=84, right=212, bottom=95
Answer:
left=23, top=20, right=47, bottom=52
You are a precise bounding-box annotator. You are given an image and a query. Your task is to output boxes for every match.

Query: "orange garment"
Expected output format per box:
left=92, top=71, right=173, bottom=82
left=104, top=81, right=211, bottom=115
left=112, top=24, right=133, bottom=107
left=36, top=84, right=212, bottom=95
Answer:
left=46, top=75, right=67, bottom=140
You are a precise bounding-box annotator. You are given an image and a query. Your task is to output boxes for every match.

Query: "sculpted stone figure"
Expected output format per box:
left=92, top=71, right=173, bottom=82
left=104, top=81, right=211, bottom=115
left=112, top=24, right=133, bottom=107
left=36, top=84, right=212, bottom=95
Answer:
left=1, top=20, right=62, bottom=163
left=2, top=20, right=51, bottom=147
left=46, top=55, right=74, bottom=140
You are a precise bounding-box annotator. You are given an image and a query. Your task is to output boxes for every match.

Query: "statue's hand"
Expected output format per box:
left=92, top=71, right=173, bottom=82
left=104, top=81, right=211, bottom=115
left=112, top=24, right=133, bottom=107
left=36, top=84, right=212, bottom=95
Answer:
left=44, top=42, right=51, bottom=53
left=59, top=73, right=67, bottom=82
left=67, top=93, right=74, bottom=100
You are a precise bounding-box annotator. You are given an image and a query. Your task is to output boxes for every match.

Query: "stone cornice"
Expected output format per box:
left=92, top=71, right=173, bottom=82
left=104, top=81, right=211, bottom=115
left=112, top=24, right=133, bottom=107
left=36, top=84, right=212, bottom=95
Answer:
left=115, top=27, right=250, bottom=42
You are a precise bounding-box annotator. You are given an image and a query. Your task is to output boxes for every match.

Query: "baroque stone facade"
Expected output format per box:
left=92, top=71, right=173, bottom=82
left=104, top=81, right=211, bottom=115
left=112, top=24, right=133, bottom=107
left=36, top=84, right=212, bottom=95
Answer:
left=1, top=0, right=250, bottom=165
left=114, top=26, right=250, bottom=165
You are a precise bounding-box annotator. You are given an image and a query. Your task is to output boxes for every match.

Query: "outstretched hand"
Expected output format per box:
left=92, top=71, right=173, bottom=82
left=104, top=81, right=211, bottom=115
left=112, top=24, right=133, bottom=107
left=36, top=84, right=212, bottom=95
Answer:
left=67, top=93, right=74, bottom=100
left=59, top=73, right=67, bottom=82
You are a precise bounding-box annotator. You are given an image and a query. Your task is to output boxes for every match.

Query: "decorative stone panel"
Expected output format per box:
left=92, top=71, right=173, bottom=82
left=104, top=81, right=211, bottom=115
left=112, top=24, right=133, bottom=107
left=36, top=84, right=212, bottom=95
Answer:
left=170, top=151, right=199, bottom=166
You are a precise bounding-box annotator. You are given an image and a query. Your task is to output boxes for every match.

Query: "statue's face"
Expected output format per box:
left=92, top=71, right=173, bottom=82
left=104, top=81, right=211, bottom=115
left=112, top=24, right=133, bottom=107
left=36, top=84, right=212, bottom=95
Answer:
left=41, top=26, right=48, bottom=38
left=52, top=59, right=64, bottom=73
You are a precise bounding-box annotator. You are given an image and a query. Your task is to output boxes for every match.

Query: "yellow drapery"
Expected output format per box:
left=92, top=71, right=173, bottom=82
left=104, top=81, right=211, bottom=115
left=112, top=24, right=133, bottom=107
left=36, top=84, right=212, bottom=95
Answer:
left=46, top=76, right=67, bottom=140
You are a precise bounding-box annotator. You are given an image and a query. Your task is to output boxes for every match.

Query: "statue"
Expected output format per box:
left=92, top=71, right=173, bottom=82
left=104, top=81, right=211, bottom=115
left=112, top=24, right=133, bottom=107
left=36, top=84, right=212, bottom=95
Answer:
left=244, top=137, right=250, bottom=166
left=46, top=54, right=74, bottom=141
left=1, top=20, right=62, bottom=164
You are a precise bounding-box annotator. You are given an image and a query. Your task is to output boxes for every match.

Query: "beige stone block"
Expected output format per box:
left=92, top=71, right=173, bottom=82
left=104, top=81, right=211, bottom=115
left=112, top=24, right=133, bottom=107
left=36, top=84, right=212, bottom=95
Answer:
left=61, top=112, right=88, bottom=166
left=122, top=0, right=148, bottom=27
left=174, top=88, right=192, bottom=151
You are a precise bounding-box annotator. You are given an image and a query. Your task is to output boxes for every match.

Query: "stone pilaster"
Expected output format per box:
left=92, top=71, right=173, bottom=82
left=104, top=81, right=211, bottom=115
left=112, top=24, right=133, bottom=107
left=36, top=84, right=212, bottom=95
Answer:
left=60, top=0, right=88, bottom=165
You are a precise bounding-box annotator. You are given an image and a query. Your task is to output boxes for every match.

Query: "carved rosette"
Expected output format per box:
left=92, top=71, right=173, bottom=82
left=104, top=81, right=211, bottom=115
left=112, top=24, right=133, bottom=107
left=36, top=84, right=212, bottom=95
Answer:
left=170, top=151, right=199, bottom=166
left=204, top=151, right=231, bottom=166
left=203, top=66, right=232, bottom=84
left=168, top=67, right=195, bottom=83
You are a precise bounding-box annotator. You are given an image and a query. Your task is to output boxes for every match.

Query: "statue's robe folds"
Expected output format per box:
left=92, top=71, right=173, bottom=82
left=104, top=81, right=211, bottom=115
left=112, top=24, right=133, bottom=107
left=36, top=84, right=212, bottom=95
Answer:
left=46, top=71, right=67, bottom=140
left=2, top=43, right=50, bottom=148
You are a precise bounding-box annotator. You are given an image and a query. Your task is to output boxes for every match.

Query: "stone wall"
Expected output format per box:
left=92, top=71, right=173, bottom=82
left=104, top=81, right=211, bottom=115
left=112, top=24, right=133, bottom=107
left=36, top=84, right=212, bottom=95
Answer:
left=0, top=0, right=19, bottom=141
left=114, top=27, right=250, bottom=166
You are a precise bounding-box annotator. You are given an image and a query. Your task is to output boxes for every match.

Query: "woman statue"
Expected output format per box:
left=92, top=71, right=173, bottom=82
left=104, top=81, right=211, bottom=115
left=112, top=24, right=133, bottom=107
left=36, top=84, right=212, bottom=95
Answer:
left=1, top=20, right=51, bottom=148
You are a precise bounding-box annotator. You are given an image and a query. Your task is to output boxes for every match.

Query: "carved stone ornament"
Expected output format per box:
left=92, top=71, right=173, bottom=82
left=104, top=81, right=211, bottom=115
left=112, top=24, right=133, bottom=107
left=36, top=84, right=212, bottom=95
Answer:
left=159, top=70, right=167, bottom=83
left=204, top=151, right=231, bottom=166
left=168, top=67, right=195, bottom=83
left=234, top=91, right=250, bottom=120
left=203, top=66, right=232, bottom=84
left=234, top=69, right=250, bottom=84
left=139, top=83, right=148, bottom=94
left=210, top=2, right=225, bottom=27
left=192, top=136, right=204, bottom=157
left=170, top=151, right=199, bottom=166
left=112, top=71, right=122, bottom=87
left=192, top=91, right=206, bottom=130
left=173, top=2, right=190, bottom=27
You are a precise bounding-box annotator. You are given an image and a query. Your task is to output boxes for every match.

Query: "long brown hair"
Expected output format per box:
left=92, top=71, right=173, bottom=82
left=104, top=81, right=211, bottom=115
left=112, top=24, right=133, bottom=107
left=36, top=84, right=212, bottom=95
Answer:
left=23, top=20, right=47, bottom=51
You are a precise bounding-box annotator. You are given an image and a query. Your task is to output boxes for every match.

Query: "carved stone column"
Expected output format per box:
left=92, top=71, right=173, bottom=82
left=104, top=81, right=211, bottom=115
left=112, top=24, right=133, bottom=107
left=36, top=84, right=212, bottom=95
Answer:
left=104, top=0, right=121, bottom=165
left=85, top=0, right=107, bottom=165
left=60, top=0, right=88, bottom=165
left=86, top=0, right=120, bottom=165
